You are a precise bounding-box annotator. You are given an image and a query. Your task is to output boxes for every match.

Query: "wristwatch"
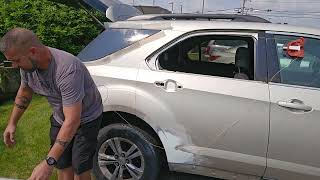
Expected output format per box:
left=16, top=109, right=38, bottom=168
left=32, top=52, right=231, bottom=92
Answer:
left=45, top=156, right=57, bottom=166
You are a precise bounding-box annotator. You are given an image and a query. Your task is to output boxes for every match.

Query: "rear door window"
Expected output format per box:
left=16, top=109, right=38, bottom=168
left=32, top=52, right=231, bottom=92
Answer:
left=78, top=29, right=160, bottom=62
left=158, top=35, right=255, bottom=80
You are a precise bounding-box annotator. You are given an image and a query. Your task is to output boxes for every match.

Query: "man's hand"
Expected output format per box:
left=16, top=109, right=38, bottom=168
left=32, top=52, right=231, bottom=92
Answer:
left=4, top=86, right=33, bottom=148
left=3, top=124, right=16, bottom=148
left=28, top=160, right=54, bottom=180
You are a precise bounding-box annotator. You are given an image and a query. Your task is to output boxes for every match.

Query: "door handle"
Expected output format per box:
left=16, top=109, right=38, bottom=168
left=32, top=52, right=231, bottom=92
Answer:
left=154, top=80, right=183, bottom=92
left=277, top=99, right=312, bottom=112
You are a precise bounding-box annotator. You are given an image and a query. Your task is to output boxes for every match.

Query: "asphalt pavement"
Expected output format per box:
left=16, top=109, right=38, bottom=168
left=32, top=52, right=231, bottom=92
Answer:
left=161, top=172, right=219, bottom=180
left=0, top=172, right=220, bottom=180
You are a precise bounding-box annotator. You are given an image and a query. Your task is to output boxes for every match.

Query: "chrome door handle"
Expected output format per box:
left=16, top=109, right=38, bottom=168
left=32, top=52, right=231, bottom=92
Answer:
left=277, top=99, right=312, bottom=112
left=154, top=80, right=183, bottom=92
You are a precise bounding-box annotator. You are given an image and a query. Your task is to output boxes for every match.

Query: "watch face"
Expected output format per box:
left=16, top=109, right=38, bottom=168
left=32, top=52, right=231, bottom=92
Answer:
left=47, top=157, right=56, bottom=165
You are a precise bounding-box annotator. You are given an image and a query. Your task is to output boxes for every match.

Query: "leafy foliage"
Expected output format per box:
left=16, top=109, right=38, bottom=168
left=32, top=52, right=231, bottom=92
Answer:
left=0, top=67, right=8, bottom=92
left=0, top=0, right=105, bottom=96
left=0, top=0, right=104, bottom=56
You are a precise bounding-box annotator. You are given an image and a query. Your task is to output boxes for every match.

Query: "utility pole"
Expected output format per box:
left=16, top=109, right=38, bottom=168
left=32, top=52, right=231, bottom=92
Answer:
left=180, top=5, right=183, bottom=13
left=153, top=0, right=155, bottom=6
left=133, top=0, right=134, bottom=6
left=241, top=0, right=251, bottom=15
left=169, top=2, right=174, bottom=13
left=241, top=0, right=247, bottom=15
left=202, top=0, right=205, bottom=14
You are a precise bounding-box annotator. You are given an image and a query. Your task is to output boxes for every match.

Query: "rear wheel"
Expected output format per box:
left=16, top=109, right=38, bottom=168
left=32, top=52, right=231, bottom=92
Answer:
left=93, top=124, right=163, bottom=180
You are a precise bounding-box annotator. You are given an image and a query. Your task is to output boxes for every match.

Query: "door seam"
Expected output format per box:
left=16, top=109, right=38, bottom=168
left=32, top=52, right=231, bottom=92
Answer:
left=261, top=84, right=271, bottom=179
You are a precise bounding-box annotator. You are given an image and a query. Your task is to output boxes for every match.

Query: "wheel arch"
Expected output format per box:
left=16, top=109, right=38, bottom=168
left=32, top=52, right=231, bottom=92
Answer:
left=100, top=110, right=169, bottom=170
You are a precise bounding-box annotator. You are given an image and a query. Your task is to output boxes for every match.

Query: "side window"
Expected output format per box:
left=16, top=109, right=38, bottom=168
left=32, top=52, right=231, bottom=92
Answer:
left=274, top=35, right=320, bottom=88
left=78, top=29, right=160, bottom=62
left=158, top=35, right=255, bottom=80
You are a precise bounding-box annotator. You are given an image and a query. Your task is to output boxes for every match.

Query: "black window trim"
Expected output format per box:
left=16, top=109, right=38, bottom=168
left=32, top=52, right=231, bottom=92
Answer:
left=256, top=31, right=268, bottom=82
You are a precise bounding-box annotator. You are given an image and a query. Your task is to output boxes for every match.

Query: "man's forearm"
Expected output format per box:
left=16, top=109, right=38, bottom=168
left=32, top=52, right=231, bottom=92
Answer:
left=8, top=86, right=33, bottom=126
left=47, top=118, right=80, bottom=160
left=47, top=101, right=82, bottom=161
left=15, top=95, right=31, bottom=109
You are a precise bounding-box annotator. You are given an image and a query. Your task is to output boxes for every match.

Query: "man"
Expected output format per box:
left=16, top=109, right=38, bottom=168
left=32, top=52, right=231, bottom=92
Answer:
left=1, top=28, right=103, bottom=180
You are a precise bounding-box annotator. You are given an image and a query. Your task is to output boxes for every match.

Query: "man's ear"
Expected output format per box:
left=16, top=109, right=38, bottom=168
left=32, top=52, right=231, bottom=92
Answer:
left=29, top=47, right=37, bottom=56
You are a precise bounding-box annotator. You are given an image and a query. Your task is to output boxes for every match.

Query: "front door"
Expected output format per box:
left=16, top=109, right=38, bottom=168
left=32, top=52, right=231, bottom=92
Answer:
left=265, top=33, right=320, bottom=180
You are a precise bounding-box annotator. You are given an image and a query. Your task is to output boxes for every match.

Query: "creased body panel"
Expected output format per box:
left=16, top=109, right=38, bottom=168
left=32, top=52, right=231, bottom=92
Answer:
left=136, top=63, right=269, bottom=178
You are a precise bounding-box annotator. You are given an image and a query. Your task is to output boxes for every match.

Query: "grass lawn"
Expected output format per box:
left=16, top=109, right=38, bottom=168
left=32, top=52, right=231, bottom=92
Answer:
left=0, top=95, right=58, bottom=179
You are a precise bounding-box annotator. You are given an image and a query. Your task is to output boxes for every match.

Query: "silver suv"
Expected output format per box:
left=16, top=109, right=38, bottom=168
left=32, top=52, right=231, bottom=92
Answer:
left=78, top=14, right=320, bottom=180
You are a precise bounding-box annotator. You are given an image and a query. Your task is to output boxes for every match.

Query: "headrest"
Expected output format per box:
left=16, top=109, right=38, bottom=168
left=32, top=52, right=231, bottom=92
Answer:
left=235, top=47, right=251, bottom=69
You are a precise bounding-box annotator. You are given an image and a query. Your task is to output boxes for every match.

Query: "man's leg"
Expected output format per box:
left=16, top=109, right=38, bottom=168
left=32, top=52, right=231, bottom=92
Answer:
left=73, top=115, right=102, bottom=180
left=74, top=170, right=91, bottom=180
left=57, top=167, right=74, bottom=180
left=50, top=116, right=75, bottom=180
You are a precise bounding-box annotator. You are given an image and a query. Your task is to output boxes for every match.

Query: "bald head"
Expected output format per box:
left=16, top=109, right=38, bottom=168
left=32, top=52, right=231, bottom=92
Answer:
left=0, top=28, right=43, bottom=54
left=0, top=28, right=51, bottom=71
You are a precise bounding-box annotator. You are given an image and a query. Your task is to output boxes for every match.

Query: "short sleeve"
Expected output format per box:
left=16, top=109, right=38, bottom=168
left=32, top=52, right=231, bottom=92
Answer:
left=20, top=69, right=29, bottom=87
left=57, top=69, right=85, bottom=106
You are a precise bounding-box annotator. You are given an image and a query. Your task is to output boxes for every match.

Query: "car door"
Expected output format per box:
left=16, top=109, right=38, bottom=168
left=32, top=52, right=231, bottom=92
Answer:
left=265, top=33, right=320, bottom=180
left=136, top=31, right=270, bottom=178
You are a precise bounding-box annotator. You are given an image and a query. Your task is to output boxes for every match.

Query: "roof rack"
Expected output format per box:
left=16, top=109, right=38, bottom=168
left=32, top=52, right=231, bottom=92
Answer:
left=128, top=14, right=271, bottom=23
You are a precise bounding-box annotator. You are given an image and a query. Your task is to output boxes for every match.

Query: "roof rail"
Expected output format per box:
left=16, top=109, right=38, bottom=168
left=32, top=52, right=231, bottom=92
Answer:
left=128, top=14, right=271, bottom=23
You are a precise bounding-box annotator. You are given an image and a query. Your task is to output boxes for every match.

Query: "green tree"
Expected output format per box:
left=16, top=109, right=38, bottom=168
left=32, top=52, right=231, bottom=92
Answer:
left=0, top=0, right=105, bottom=98
left=0, top=0, right=104, bottom=56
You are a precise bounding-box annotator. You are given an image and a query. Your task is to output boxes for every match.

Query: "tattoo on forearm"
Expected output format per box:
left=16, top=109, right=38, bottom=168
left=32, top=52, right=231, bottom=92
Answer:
left=14, top=103, right=27, bottom=110
left=17, top=96, right=31, bottom=106
left=14, top=96, right=31, bottom=110
left=55, top=139, right=70, bottom=148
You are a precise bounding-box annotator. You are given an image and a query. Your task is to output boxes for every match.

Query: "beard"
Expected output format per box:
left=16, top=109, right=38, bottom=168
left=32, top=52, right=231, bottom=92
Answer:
left=22, top=58, right=38, bottom=73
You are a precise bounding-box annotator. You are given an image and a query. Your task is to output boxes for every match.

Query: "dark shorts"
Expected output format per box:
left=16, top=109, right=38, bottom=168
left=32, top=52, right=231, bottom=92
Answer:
left=50, top=114, right=102, bottom=175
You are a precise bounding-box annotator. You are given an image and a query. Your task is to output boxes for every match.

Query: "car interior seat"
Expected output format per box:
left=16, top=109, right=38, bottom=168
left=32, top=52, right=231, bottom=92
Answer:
left=234, top=47, right=252, bottom=80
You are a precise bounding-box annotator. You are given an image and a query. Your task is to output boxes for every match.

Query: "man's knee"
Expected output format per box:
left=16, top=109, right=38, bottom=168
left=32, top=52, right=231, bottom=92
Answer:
left=72, top=118, right=100, bottom=175
left=57, top=167, right=74, bottom=180
left=72, top=157, right=94, bottom=175
left=74, top=170, right=91, bottom=180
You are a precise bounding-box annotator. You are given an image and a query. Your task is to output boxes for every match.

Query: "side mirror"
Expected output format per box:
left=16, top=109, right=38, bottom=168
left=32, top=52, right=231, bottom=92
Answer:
left=283, top=37, right=305, bottom=59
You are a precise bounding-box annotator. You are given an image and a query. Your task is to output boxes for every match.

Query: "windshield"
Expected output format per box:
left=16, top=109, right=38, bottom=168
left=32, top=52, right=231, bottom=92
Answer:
left=78, top=28, right=160, bottom=62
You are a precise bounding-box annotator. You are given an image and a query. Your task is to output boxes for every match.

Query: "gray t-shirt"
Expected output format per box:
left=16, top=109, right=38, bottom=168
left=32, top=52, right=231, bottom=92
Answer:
left=20, top=47, right=103, bottom=125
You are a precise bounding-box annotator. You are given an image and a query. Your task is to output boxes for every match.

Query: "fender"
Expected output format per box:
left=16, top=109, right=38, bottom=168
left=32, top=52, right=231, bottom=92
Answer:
left=101, top=83, right=195, bottom=166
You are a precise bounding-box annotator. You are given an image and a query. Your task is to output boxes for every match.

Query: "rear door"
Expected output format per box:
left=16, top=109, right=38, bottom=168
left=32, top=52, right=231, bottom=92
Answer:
left=265, top=33, right=320, bottom=180
left=136, top=31, right=270, bottom=178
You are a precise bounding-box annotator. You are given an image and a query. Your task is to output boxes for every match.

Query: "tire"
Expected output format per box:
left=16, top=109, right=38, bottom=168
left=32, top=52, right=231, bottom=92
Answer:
left=93, top=123, right=163, bottom=180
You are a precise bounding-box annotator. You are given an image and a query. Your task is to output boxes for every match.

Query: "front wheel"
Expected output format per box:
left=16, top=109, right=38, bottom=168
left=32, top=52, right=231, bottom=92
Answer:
left=93, top=124, right=163, bottom=180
